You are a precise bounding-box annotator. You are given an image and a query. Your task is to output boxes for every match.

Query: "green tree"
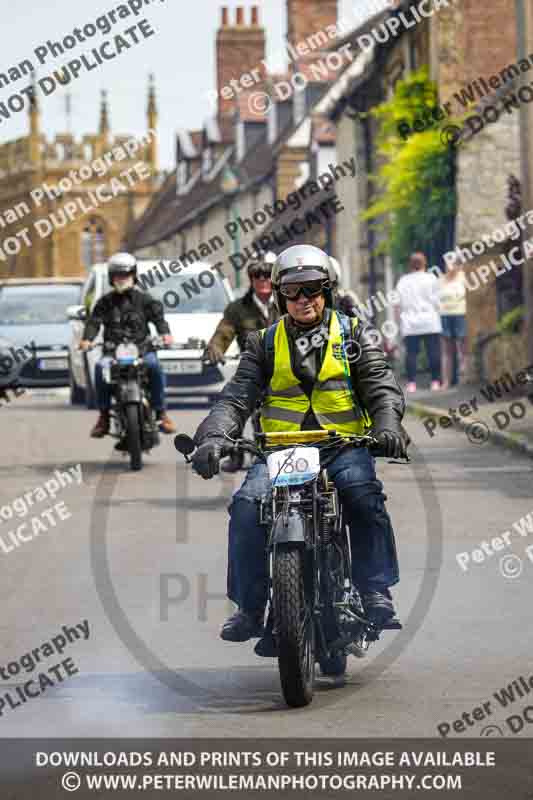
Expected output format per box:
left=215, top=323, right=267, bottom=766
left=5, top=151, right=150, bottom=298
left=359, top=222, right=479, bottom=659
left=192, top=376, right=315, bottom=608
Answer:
left=362, top=67, right=457, bottom=272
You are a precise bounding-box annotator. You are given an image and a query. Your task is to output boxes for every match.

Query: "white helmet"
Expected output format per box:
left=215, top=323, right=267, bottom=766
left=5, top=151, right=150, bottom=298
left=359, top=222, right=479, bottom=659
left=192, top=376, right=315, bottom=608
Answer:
left=330, top=257, right=342, bottom=286
left=247, top=250, right=277, bottom=280
left=271, top=245, right=338, bottom=312
left=108, top=252, right=138, bottom=285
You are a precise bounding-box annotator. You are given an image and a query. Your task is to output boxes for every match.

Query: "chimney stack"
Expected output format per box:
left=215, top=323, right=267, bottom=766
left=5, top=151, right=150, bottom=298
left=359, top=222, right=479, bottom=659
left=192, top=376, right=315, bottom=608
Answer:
left=216, top=5, right=266, bottom=118
left=286, top=0, right=338, bottom=66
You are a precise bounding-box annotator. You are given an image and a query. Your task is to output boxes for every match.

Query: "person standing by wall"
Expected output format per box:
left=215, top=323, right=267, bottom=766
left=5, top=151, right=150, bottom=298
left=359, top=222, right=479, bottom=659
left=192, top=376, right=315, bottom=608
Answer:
left=394, top=252, right=442, bottom=393
left=438, top=259, right=467, bottom=389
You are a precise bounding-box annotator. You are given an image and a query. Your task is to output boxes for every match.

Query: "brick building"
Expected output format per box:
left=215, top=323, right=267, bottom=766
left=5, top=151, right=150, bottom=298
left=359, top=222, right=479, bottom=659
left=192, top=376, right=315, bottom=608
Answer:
left=326, top=0, right=524, bottom=382
left=435, top=0, right=523, bottom=381
left=126, top=1, right=353, bottom=289
left=0, top=78, right=160, bottom=279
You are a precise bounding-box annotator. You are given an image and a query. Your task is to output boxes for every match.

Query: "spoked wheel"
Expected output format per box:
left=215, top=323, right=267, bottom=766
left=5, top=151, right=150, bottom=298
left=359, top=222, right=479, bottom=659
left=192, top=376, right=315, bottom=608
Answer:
left=125, top=404, right=143, bottom=471
left=318, top=533, right=349, bottom=677
left=273, top=547, right=315, bottom=708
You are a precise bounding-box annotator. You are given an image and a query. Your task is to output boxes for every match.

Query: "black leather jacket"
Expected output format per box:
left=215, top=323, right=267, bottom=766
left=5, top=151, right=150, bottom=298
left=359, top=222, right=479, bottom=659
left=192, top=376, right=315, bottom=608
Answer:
left=83, top=288, right=170, bottom=346
left=194, top=309, right=405, bottom=445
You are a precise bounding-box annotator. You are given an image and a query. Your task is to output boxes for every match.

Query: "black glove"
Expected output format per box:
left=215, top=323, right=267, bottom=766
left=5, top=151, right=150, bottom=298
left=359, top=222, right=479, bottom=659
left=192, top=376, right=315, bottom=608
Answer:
left=373, top=429, right=409, bottom=459
left=191, top=438, right=225, bottom=479
left=203, top=343, right=226, bottom=365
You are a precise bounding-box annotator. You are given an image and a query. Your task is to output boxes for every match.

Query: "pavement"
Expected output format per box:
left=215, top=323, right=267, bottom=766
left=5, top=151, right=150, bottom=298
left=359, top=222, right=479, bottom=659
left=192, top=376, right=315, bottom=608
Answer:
left=1, top=386, right=533, bottom=748
left=405, top=377, right=533, bottom=459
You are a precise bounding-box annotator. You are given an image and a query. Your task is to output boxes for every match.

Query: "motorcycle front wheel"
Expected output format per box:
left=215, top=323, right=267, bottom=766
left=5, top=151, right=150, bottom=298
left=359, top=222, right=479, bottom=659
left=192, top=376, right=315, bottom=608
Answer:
left=125, top=404, right=143, bottom=471
left=273, top=546, right=314, bottom=708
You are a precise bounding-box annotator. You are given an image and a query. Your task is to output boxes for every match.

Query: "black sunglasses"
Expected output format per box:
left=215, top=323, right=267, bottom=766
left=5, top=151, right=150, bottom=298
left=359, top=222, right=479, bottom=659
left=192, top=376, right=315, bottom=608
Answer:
left=249, top=269, right=272, bottom=280
left=279, top=281, right=327, bottom=300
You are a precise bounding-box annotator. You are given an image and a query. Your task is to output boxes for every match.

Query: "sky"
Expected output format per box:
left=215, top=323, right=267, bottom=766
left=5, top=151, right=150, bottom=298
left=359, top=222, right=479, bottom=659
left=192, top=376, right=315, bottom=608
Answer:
left=0, top=0, right=377, bottom=170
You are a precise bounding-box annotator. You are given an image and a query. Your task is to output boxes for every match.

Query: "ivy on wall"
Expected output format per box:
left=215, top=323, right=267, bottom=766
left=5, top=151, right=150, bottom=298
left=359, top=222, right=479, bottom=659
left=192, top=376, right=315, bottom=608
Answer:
left=361, top=67, right=457, bottom=272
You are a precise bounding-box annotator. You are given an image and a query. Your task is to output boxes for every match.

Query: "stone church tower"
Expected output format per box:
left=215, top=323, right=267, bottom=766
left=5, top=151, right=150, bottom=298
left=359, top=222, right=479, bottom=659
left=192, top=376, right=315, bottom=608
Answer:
left=0, top=77, right=160, bottom=278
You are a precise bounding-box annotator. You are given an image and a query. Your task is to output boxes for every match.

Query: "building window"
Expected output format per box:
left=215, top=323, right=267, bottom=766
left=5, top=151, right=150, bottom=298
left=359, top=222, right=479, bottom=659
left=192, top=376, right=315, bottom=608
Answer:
left=81, top=218, right=106, bottom=269
left=202, top=147, right=212, bottom=175
left=294, top=88, right=306, bottom=124
left=176, top=160, right=188, bottom=194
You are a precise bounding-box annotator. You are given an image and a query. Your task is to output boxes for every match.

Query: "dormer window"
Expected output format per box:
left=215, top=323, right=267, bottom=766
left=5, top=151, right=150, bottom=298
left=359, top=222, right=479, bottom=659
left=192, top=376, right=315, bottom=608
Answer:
left=176, top=160, right=188, bottom=195
left=202, top=147, right=213, bottom=175
left=294, top=88, right=306, bottom=124
left=236, top=122, right=245, bottom=162
left=268, top=101, right=278, bottom=144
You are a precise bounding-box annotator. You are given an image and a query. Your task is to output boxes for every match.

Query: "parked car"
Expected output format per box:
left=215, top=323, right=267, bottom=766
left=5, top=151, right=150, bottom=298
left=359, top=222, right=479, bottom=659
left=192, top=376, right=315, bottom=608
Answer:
left=0, top=279, right=83, bottom=389
left=68, top=260, right=240, bottom=407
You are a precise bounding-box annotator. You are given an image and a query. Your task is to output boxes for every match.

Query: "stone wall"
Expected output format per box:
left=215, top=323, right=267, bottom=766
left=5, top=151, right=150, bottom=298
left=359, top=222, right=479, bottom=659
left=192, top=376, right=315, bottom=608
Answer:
left=484, top=333, right=529, bottom=386
left=456, top=111, right=521, bottom=244
left=461, top=241, right=527, bottom=384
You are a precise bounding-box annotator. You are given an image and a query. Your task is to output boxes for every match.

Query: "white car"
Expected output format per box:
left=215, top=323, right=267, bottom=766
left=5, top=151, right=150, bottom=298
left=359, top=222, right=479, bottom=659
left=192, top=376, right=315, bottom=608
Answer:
left=68, top=260, right=239, bottom=407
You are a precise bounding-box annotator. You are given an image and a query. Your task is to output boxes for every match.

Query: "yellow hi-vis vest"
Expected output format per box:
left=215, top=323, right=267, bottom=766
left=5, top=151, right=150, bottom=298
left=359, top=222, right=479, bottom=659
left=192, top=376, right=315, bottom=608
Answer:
left=260, top=311, right=372, bottom=435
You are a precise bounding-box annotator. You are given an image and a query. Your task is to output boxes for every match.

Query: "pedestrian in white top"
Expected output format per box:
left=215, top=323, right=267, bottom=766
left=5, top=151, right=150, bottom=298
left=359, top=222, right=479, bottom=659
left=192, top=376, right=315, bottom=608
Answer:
left=394, top=252, right=442, bottom=393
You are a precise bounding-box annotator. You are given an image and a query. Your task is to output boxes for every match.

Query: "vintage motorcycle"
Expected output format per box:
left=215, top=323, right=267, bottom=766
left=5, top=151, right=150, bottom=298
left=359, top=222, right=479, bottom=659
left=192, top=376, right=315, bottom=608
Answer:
left=175, top=429, right=404, bottom=708
left=93, top=336, right=168, bottom=471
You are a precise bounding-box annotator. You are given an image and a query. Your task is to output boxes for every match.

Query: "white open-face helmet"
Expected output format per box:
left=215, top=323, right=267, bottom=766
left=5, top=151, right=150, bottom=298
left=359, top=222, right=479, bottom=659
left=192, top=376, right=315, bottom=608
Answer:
left=330, top=257, right=342, bottom=286
left=271, top=245, right=338, bottom=312
left=108, top=252, right=138, bottom=285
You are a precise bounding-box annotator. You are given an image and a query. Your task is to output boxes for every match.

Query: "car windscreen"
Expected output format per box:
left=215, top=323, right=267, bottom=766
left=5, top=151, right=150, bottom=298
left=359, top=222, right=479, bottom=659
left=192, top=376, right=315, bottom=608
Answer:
left=138, top=271, right=229, bottom=313
left=0, top=285, right=82, bottom=325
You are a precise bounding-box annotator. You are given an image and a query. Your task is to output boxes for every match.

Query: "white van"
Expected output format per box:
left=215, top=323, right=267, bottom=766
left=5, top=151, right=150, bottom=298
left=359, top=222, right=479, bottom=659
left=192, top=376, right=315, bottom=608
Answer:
left=68, top=260, right=239, bottom=407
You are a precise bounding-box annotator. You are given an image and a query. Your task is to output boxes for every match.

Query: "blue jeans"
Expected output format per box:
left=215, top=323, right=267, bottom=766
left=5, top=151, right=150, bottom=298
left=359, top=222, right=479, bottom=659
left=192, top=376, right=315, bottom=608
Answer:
left=227, top=447, right=399, bottom=613
left=95, top=352, right=166, bottom=412
left=405, top=333, right=441, bottom=383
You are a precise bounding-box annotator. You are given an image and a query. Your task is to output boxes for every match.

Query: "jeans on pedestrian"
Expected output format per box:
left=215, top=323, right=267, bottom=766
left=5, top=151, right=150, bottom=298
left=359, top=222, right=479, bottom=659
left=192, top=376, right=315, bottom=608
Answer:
left=226, top=447, right=399, bottom=613
left=95, top=352, right=166, bottom=412
left=405, top=333, right=441, bottom=383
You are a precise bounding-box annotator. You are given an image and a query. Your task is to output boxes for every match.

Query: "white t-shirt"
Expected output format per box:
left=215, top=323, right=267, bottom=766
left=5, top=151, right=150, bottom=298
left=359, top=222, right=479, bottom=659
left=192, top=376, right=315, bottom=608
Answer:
left=394, top=272, right=442, bottom=337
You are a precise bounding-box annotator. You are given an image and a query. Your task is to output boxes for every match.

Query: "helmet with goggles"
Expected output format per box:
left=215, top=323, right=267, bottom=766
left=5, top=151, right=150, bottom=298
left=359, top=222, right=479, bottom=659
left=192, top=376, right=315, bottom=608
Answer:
left=247, top=251, right=277, bottom=281
left=271, top=244, right=338, bottom=312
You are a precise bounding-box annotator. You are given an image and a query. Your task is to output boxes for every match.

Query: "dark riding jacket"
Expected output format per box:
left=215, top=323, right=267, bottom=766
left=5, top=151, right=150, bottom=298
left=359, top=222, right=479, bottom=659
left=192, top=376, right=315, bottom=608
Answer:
left=194, top=308, right=405, bottom=445
left=83, top=288, right=170, bottom=346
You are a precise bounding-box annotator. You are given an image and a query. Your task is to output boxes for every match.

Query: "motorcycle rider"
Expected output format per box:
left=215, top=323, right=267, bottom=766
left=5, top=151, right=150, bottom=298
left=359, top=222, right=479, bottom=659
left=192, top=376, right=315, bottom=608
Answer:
left=204, top=251, right=279, bottom=364
left=79, top=252, right=176, bottom=437
left=190, top=244, right=408, bottom=643
left=204, top=251, right=279, bottom=471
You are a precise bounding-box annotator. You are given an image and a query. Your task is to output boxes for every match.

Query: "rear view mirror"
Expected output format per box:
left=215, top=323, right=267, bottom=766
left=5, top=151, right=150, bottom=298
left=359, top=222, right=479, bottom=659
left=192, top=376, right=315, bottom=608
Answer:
left=67, top=305, right=87, bottom=321
left=174, top=434, right=195, bottom=456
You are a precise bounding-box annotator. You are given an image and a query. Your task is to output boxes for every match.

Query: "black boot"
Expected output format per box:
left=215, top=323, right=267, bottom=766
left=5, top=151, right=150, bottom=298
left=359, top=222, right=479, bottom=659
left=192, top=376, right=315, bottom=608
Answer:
left=220, top=610, right=264, bottom=642
left=91, top=411, right=109, bottom=438
left=361, top=588, right=395, bottom=626
left=254, top=608, right=277, bottom=657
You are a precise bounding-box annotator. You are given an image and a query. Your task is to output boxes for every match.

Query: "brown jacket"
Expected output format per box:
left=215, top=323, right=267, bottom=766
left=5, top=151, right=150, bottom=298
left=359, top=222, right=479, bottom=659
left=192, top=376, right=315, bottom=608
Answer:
left=208, top=288, right=278, bottom=354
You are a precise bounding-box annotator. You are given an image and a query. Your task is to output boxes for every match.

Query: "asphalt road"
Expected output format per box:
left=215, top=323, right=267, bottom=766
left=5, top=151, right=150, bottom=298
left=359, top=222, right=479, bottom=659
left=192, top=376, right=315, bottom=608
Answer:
left=1, top=387, right=532, bottom=739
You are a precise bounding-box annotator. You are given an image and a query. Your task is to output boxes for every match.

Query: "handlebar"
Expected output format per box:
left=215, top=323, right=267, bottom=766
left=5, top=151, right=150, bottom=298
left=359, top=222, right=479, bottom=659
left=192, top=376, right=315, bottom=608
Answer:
left=174, top=430, right=409, bottom=463
left=255, top=430, right=377, bottom=447
left=79, top=336, right=175, bottom=353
